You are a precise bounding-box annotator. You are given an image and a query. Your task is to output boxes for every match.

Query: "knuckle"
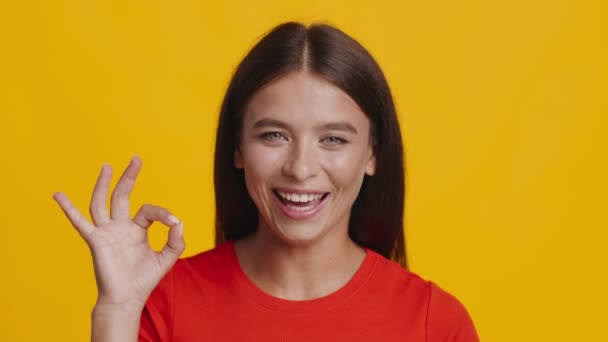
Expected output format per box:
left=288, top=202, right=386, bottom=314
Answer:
left=169, top=240, right=185, bottom=253
left=71, top=213, right=82, bottom=227
left=159, top=207, right=171, bottom=216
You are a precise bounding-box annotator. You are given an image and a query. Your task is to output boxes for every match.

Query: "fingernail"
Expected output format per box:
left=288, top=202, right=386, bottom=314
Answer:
left=168, top=215, right=180, bottom=225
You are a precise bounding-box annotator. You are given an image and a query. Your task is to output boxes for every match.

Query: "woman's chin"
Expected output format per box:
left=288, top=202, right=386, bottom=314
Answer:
left=271, top=225, right=328, bottom=247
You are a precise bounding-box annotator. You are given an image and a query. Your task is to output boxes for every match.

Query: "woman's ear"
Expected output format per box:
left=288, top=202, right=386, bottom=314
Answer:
left=365, top=150, right=376, bottom=176
left=234, top=148, right=244, bottom=169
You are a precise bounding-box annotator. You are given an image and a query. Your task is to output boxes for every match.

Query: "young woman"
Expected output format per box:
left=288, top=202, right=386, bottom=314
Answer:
left=53, top=22, right=478, bottom=341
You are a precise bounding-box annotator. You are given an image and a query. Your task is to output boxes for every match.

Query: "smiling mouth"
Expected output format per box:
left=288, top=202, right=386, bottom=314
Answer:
left=272, top=189, right=330, bottom=218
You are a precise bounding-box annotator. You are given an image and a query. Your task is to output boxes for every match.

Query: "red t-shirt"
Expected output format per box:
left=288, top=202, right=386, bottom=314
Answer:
left=139, top=241, right=479, bottom=341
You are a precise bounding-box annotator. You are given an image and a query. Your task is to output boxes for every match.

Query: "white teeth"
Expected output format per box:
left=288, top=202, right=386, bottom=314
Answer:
left=288, top=202, right=316, bottom=212
left=277, top=191, right=323, bottom=203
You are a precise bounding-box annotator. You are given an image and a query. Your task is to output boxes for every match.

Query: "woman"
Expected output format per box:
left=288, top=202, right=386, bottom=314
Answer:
left=53, top=22, right=478, bottom=341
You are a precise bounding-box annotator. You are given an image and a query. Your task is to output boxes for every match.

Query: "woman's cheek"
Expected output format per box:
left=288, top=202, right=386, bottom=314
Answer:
left=324, top=152, right=364, bottom=182
left=244, top=145, right=283, bottom=179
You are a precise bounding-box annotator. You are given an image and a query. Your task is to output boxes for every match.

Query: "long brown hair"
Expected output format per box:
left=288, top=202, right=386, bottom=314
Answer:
left=214, top=22, right=407, bottom=268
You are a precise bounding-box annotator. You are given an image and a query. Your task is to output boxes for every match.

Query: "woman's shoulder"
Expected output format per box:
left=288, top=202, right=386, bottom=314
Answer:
left=367, top=248, right=462, bottom=298
left=365, top=248, right=432, bottom=295
left=366, top=248, right=479, bottom=340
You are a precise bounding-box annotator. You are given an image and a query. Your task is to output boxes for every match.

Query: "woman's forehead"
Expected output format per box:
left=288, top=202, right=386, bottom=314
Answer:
left=243, top=71, right=368, bottom=129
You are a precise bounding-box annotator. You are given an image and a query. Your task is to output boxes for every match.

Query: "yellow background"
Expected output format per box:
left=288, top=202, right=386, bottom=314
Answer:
left=1, top=0, right=606, bottom=340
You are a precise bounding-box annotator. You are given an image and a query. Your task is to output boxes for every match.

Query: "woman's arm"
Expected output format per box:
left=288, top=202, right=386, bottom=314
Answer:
left=53, top=156, right=185, bottom=342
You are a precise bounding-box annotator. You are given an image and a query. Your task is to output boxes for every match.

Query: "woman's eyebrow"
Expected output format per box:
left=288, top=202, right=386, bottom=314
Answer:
left=252, top=118, right=358, bottom=134
left=252, top=118, right=289, bottom=129
left=320, top=122, right=358, bottom=134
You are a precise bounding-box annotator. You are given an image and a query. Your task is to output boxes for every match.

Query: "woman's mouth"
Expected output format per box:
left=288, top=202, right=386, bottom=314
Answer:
left=272, top=189, right=330, bottom=220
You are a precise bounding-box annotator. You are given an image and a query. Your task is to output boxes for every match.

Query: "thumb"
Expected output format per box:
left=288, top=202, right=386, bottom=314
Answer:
left=158, top=222, right=185, bottom=273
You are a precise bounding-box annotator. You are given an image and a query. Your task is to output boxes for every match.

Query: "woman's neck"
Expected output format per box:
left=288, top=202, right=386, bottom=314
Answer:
left=233, top=227, right=366, bottom=301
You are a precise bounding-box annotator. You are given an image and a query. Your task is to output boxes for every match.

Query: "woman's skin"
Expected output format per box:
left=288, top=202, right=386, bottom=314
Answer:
left=53, top=70, right=376, bottom=340
left=53, top=157, right=186, bottom=342
left=233, top=70, right=376, bottom=300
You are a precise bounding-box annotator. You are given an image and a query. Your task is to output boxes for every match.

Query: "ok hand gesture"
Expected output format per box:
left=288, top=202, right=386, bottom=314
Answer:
left=52, top=156, right=185, bottom=312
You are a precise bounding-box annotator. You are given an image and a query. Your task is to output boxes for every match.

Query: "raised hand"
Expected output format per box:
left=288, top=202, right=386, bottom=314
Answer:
left=52, top=156, right=185, bottom=312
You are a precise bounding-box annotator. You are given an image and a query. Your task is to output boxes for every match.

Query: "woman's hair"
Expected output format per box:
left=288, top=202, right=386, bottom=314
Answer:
left=214, top=22, right=407, bottom=268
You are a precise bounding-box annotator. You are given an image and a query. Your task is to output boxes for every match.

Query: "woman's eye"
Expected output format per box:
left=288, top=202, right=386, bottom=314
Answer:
left=322, top=136, right=347, bottom=145
left=260, top=132, right=287, bottom=141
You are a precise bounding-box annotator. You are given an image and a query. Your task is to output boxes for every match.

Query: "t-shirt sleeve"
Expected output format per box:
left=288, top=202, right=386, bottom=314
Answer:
left=138, top=267, right=175, bottom=342
left=426, top=282, right=479, bottom=342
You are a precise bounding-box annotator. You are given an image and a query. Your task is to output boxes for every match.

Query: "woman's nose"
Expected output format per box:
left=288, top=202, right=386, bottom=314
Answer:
left=281, top=141, right=320, bottom=181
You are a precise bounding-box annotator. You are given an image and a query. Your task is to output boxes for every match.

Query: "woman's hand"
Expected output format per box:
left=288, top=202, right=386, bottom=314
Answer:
left=52, top=156, right=185, bottom=312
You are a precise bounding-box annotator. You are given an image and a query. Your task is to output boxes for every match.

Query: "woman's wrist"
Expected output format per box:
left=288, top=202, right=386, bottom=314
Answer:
left=93, top=297, right=145, bottom=314
left=92, top=302, right=143, bottom=317
left=91, top=303, right=143, bottom=342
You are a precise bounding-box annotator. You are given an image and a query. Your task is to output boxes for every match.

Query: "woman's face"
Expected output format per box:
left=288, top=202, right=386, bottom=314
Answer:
left=236, top=71, right=376, bottom=247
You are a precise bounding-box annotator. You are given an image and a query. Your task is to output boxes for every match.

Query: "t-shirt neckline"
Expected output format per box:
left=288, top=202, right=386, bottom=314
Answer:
left=225, top=240, right=378, bottom=314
